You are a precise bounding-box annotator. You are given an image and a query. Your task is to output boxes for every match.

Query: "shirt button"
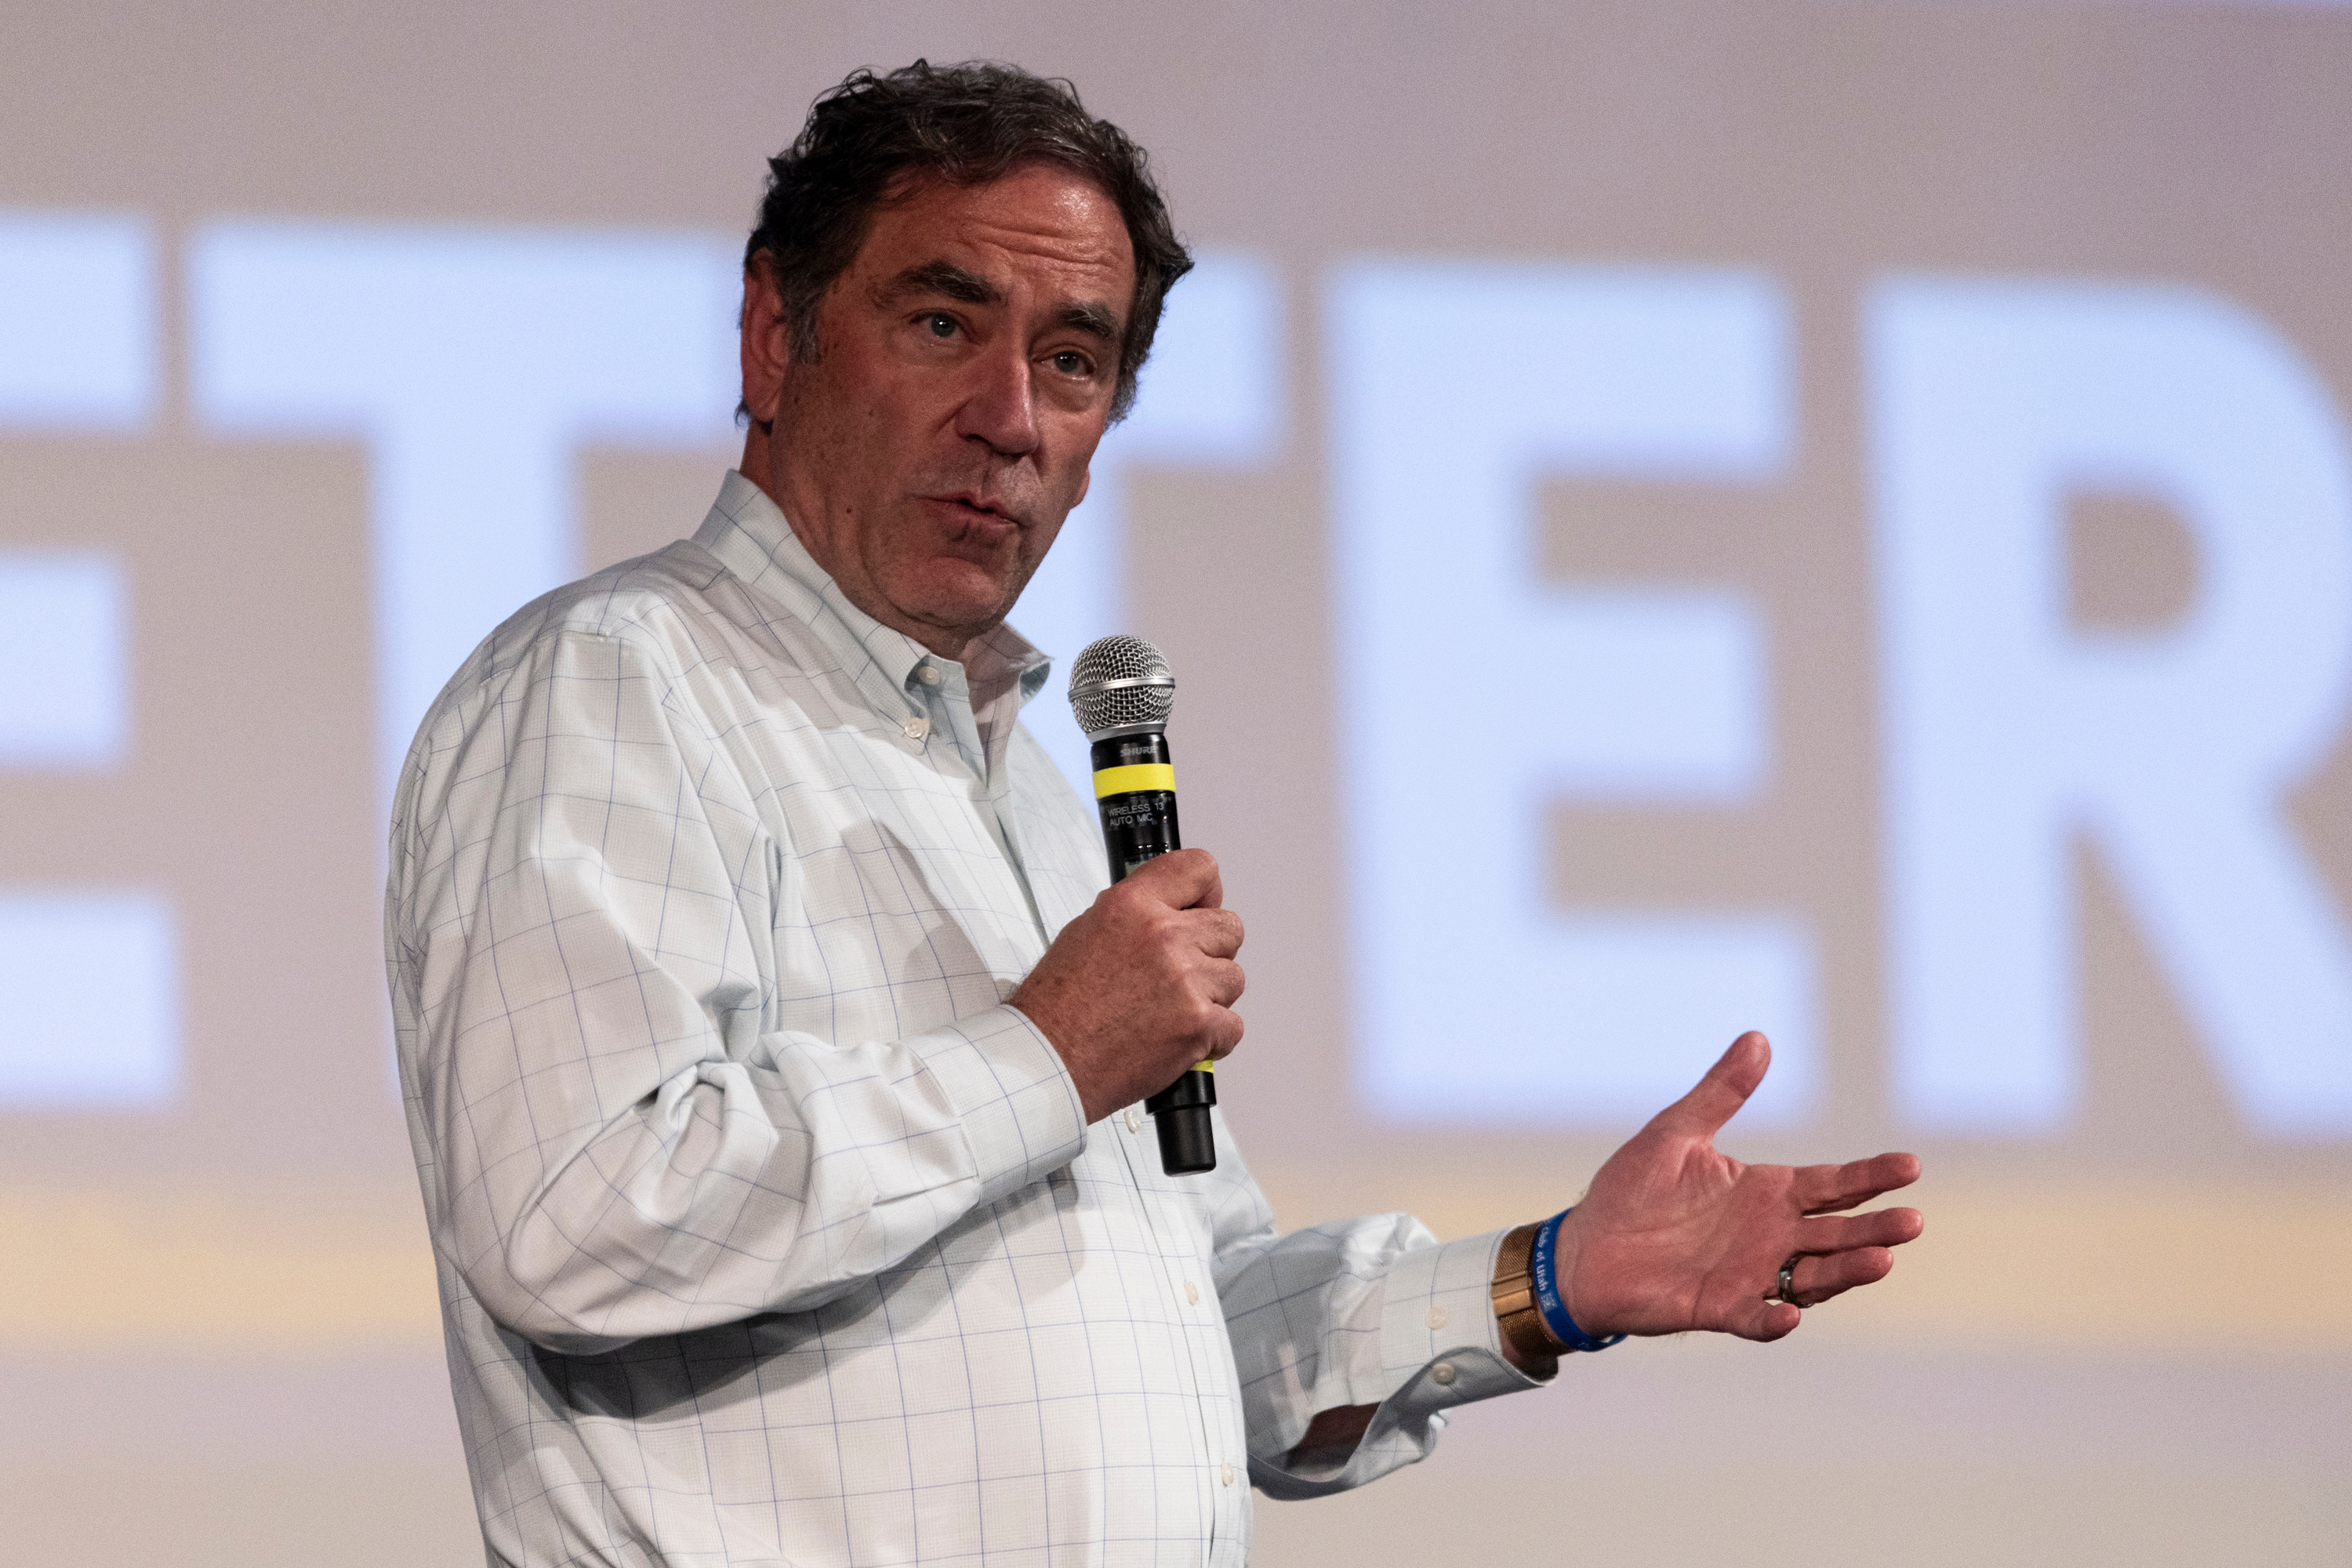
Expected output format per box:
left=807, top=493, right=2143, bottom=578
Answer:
left=1220, top=1461, right=1235, bottom=1487
left=1124, top=1105, right=1142, bottom=1133
left=1431, top=1361, right=1457, bottom=1385
left=1427, top=1306, right=1448, bottom=1330
left=902, top=715, right=928, bottom=739
left=916, top=663, right=942, bottom=686
left=1185, top=1280, right=1200, bottom=1305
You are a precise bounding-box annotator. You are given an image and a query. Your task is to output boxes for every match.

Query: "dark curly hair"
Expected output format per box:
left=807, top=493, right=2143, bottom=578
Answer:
left=745, top=60, right=1193, bottom=424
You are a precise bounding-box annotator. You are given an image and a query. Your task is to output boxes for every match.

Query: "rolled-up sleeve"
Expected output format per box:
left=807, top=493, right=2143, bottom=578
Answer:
left=1208, top=1160, right=1552, bottom=1499
left=388, top=626, right=1087, bottom=1355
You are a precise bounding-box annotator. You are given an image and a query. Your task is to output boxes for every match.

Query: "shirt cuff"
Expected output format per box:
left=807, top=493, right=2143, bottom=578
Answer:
left=1377, top=1225, right=1557, bottom=1402
left=909, top=1004, right=1088, bottom=1203
left=1250, top=1228, right=1556, bottom=1501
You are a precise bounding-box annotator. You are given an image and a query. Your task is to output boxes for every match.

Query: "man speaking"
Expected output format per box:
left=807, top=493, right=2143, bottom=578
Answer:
left=386, top=60, right=1923, bottom=1567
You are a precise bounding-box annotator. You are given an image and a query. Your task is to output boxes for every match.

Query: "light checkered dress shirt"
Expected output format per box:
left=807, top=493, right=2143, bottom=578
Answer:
left=387, top=472, right=1545, bottom=1568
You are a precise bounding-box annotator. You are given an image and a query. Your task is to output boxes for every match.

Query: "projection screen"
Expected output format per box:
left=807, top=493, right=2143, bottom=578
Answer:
left=2, top=2, right=2347, bottom=1563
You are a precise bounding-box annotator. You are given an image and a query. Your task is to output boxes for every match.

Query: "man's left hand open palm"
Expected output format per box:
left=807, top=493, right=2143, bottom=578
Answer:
left=1554, top=1032, right=1925, bottom=1343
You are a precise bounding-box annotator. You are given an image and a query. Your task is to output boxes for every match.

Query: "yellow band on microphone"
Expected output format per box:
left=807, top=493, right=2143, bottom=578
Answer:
left=1092, top=763, right=1176, bottom=799
left=1191, top=1060, right=1214, bottom=1072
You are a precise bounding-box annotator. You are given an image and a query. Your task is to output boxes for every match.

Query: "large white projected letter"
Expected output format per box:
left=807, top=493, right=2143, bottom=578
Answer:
left=0, top=554, right=129, bottom=769
left=1329, top=262, right=1813, bottom=1125
left=1014, top=254, right=1284, bottom=793
left=0, top=216, right=146, bottom=771
left=0, top=212, right=154, bottom=427
left=1871, top=279, right=2352, bottom=1135
left=0, top=212, right=177, bottom=1109
left=0, top=894, right=177, bottom=1107
left=188, top=223, right=739, bottom=785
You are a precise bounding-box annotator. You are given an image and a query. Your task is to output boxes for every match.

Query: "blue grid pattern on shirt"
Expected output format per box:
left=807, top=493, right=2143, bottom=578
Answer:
left=387, top=474, right=1534, bottom=1567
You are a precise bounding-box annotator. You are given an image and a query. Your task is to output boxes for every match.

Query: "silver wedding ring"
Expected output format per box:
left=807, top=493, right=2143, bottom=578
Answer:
left=1769, top=1251, right=1806, bottom=1308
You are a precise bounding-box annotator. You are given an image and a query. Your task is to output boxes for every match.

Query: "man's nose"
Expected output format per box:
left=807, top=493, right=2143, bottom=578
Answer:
left=955, top=343, right=1041, bottom=457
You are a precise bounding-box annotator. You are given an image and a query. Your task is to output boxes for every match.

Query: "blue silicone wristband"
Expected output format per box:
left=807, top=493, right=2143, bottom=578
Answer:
left=1530, top=1208, right=1626, bottom=1353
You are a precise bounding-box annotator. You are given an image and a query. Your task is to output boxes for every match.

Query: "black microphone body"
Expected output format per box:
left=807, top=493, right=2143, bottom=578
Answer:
left=1091, top=730, right=1217, bottom=1175
left=1069, top=634, right=1217, bottom=1177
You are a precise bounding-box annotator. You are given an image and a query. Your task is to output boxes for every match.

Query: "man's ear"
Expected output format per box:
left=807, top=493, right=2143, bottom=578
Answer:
left=739, top=252, right=791, bottom=427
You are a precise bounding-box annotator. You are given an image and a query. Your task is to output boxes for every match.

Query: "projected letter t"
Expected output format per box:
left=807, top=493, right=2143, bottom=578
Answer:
left=187, top=223, right=739, bottom=797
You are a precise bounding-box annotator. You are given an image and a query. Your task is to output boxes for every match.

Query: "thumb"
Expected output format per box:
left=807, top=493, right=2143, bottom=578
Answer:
left=1650, top=1031, right=1769, bottom=1139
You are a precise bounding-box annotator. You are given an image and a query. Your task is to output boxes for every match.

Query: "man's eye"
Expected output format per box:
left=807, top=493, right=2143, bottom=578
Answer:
left=924, top=314, right=957, bottom=339
left=1052, top=350, right=1091, bottom=376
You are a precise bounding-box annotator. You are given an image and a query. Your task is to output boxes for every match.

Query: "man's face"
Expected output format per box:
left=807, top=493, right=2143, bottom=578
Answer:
left=743, top=162, right=1136, bottom=659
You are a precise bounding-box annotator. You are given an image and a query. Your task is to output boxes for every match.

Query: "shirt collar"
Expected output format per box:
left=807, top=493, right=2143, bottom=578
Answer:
left=693, top=471, right=1055, bottom=717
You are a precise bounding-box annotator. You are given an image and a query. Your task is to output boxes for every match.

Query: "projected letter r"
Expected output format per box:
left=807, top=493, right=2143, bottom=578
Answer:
left=1870, top=279, right=2352, bottom=1135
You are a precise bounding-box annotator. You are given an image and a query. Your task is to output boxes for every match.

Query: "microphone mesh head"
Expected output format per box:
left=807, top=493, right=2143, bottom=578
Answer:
left=1068, top=634, right=1175, bottom=738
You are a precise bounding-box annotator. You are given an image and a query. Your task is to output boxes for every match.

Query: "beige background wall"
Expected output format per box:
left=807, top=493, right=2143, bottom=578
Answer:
left=2, top=2, right=2347, bottom=1563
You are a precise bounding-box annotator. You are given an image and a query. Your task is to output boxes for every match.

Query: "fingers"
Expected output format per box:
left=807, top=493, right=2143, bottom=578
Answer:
left=1797, top=1206, right=1924, bottom=1257
left=1762, top=1209, right=1920, bottom=1318
left=1200, top=956, right=1247, bottom=1009
left=1110, top=858, right=1240, bottom=958
left=1743, top=1298, right=1803, bottom=1342
left=1730, top=1239, right=1905, bottom=1338
left=1795, top=1151, right=1923, bottom=1214
left=1023, top=850, right=1247, bottom=1121
left=1788, top=1246, right=1896, bottom=1306
left=1730, top=1250, right=1889, bottom=1339
left=1126, top=848, right=1224, bottom=910
left=1649, top=1031, right=1769, bottom=1139
left=1184, top=907, right=1245, bottom=960
left=1200, top=1006, right=1246, bottom=1061
left=1175, top=953, right=1247, bottom=1062
left=1188, top=958, right=1247, bottom=1060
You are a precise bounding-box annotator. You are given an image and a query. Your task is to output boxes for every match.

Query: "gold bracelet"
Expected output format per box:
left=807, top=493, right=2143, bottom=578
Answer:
left=1490, top=1222, right=1566, bottom=1365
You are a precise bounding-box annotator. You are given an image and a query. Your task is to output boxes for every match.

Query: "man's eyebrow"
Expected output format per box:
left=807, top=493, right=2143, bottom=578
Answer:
left=878, top=261, right=1121, bottom=346
left=880, top=260, right=1000, bottom=307
left=1058, top=300, right=1121, bottom=345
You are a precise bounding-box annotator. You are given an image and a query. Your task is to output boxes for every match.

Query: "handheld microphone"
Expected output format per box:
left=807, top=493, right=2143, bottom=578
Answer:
left=1067, top=634, right=1217, bottom=1176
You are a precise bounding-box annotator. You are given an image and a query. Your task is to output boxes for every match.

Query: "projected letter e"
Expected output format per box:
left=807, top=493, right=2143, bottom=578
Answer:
left=1328, top=263, right=1816, bottom=1126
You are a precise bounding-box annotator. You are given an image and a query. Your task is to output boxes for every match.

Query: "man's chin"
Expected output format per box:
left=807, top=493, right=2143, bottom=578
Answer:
left=889, top=564, right=1025, bottom=645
